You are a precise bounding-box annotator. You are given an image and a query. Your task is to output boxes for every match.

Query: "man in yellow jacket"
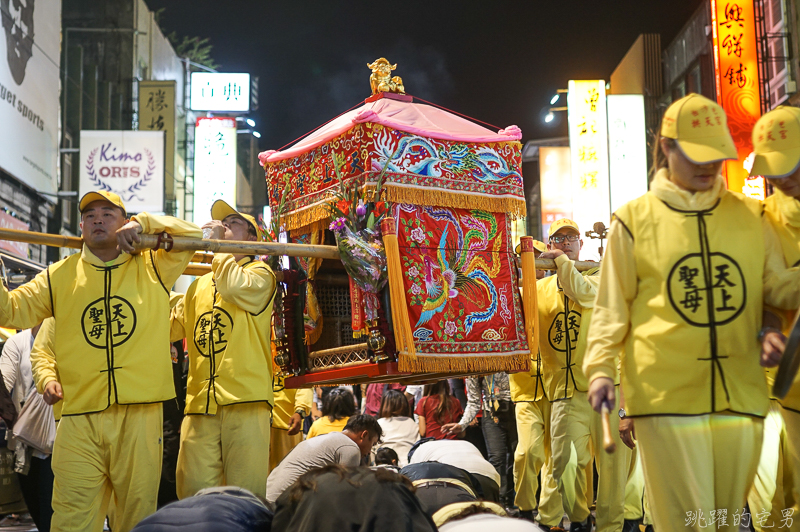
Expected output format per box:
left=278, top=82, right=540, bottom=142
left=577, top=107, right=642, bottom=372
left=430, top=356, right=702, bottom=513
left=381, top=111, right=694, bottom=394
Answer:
left=536, top=219, right=595, bottom=531
left=6, top=190, right=201, bottom=532
left=749, top=105, right=800, bottom=530
left=170, top=200, right=276, bottom=499
left=269, top=369, right=312, bottom=471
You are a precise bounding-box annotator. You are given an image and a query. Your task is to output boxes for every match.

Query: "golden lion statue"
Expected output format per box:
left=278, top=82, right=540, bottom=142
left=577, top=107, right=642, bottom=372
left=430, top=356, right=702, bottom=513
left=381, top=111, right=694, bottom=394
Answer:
left=367, top=58, right=405, bottom=95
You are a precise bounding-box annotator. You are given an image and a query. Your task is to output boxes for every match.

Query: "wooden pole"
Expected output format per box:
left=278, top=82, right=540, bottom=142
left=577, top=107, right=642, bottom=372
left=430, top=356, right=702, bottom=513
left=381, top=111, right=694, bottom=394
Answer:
left=0, top=227, right=599, bottom=271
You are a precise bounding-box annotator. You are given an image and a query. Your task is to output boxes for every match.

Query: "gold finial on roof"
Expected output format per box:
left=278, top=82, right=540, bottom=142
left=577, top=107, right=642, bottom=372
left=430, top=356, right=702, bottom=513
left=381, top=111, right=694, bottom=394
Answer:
left=367, top=58, right=405, bottom=95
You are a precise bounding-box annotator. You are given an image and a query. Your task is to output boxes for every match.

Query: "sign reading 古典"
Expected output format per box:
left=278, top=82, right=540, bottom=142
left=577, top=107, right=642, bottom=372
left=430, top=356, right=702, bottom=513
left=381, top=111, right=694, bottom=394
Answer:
left=79, top=131, right=165, bottom=214
left=190, top=72, right=250, bottom=112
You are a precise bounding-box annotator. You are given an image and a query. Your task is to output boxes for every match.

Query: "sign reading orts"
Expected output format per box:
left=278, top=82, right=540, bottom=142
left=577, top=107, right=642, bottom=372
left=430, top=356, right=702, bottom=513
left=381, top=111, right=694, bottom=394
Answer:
left=79, top=131, right=165, bottom=213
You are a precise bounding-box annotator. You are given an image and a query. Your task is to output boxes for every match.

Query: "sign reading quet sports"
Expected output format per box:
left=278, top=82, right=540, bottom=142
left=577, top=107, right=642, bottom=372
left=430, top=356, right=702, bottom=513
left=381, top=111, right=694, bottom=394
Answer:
left=79, top=131, right=165, bottom=213
left=0, top=0, right=60, bottom=194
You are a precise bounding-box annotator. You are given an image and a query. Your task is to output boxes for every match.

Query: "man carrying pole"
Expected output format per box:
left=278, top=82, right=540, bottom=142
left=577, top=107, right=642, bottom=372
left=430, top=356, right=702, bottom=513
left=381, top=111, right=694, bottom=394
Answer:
left=170, top=200, right=276, bottom=499
left=5, top=190, right=201, bottom=531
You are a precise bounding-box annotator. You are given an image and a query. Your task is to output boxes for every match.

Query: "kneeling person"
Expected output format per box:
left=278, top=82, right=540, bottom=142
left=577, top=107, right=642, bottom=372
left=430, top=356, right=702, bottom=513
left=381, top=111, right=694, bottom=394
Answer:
left=171, top=200, right=276, bottom=499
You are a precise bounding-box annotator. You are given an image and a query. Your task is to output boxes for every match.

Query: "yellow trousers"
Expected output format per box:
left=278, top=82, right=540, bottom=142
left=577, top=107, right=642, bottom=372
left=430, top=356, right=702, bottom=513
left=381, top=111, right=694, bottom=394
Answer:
left=780, top=407, right=800, bottom=532
left=550, top=391, right=594, bottom=524
left=636, top=412, right=763, bottom=532
left=590, top=392, right=631, bottom=532
left=748, top=401, right=798, bottom=531
left=177, top=402, right=271, bottom=499
left=513, top=400, right=562, bottom=526
left=269, top=426, right=303, bottom=471
left=51, top=403, right=163, bottom=532
left=624, top=447, right=652, bottom=525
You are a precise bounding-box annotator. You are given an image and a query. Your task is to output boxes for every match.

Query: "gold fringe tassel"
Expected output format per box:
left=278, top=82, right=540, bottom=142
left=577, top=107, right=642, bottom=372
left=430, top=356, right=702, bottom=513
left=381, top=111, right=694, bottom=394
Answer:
left=398, top=352, right=530, bottom=374
left=280, top=184, right=527, bottom=233
left=381, top=218, right=417, bottom=361
left=384, top=185, right=527, bottom=217
left=519, top=236, right=540, bottom=360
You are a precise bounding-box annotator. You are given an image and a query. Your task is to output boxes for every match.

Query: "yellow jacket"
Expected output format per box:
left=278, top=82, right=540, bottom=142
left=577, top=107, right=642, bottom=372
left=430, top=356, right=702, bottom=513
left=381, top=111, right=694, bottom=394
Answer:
left=6, top=213, right=200, bottom=416
left=538, top=258, right=599, bottom=401
left=28, top=318, right=62, bottom=420
left=272, top=369, right=313, bottom=430
left=171, top=254, right=275, bottom=415
left=763, top=190, right=800, bottom=411
left=509, top=350, right=547, bottom=402
left=584, top=170, right=800, bottom=417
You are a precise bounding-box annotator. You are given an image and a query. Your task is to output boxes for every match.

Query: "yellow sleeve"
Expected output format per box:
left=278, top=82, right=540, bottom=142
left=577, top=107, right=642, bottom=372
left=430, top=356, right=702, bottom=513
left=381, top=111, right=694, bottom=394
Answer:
left=169, top=291, right=186, bottom=342
left=132, top=212, right=202, bottom=289
left=555, top=254, right=599, bottom=308
left=762, top=216, right=800, bottom=310
left=307, top=419, right=320, bottom=439
left=583, top=220, right=637, bottom=383
left=31, top=317, right=57, bottom=394
left=294, top=388, right=313, bottom=415
left=0, top=268, right=53, bottom=329
left=212, top=254, right=276, bottom=314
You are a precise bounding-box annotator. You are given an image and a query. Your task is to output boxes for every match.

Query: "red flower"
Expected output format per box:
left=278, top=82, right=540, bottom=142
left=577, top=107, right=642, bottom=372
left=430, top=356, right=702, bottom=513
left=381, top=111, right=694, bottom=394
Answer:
left=336, top=199, right=350, bottom=215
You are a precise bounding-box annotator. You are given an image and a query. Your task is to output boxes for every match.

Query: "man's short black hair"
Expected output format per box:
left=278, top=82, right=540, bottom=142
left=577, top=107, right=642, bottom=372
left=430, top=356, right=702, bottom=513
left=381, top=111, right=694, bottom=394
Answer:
left=343, top=414, right=383, bottom=440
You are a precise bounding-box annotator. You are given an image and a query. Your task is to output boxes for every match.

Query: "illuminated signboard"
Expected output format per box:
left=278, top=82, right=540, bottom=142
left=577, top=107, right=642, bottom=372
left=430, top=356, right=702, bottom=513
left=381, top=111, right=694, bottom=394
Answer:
left=607, top=94, right=648, bottom=211
left=190, top=72, right=251, bottom=112
left=539, top=147, right=573, bottom=240
left=193, top=117, right=237, bottom=226
left=567, top=80, right=610, bottom=258
left=710, top=0, right=761, bottom=193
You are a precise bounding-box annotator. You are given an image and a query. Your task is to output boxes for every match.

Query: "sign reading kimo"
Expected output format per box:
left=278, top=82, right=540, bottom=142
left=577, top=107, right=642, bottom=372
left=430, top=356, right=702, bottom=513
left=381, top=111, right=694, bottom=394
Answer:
left=79, top=131, right=165, bottom=213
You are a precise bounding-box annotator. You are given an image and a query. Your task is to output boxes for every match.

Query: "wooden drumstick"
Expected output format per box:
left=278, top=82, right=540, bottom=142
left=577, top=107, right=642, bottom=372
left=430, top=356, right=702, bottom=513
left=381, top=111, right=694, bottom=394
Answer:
left=601, top=402, right=616, bottom=454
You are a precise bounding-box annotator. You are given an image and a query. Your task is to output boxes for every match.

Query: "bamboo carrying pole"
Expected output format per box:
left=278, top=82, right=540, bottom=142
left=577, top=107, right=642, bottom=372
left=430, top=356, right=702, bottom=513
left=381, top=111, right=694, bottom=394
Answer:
left=0, top=227, right=597, bottom=272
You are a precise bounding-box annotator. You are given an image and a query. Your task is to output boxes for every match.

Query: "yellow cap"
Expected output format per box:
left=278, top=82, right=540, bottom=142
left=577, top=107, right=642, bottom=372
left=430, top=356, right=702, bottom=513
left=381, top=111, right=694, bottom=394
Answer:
left=432, top=501, right=507, bottom=527
left=514, top=239, right=546, bottom=254
left=548, top=218, right=580, bottom=238
left=79, top=190, right=126, bottom=216
left=750, top=106, right=800, bottom=178
left=211, top=200, right=262, bottom=241
left=660, top=93, right=737, bottom=164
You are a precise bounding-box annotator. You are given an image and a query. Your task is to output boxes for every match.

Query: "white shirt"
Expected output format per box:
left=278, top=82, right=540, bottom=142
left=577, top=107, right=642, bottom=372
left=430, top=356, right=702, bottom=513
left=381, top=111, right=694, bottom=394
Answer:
left=377, top=416, right=419, bottom=467
left=0, top=329, right=34, bottom=413
left=409, top=439, right=500, bottom=487
left=439, top=514, right=540, bottom=531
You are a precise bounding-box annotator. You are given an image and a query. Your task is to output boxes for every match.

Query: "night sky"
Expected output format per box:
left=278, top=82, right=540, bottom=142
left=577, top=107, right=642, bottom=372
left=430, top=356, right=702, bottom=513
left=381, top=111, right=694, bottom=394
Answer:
left=147, top=0, right=704, bottom=152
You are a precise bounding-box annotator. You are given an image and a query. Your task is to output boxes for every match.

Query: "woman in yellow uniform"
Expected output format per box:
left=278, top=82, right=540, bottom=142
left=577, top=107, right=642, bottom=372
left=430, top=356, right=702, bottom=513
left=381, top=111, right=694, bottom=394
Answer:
left=584, top=93, right=800, bottom=531
left=750, top=105, right=800, bottom=528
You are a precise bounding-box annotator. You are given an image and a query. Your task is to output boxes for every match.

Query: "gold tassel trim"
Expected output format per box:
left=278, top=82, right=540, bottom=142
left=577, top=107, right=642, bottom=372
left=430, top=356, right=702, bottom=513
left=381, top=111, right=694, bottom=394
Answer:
left=381, top=219, right=417, bottom=360
left=398, top=352, right=530, bottom=374
left=284, top=206, right=332, bottom=234
left=383, top=185, right=526, bottom=217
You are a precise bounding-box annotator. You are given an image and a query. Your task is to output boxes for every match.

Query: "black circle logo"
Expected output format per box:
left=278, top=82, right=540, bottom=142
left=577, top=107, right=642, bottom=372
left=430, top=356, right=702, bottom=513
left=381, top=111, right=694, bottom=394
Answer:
left=667, top=253, right=746, bottom=327
left=193, top=308, right=234, bottom=357
left=548, top=309, right=581, bottom=352
left=81, top=297, right=137, bottom=349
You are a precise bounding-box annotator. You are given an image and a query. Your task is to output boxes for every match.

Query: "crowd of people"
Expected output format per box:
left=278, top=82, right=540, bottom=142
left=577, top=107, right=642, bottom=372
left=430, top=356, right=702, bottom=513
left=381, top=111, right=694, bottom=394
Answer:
left=0, top=92, right=798, bottom=531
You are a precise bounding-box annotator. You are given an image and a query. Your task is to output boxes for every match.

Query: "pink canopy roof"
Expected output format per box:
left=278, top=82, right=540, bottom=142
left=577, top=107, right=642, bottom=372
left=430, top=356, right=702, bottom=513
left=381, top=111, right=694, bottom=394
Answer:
left=259, top=97, right=522, bottom=165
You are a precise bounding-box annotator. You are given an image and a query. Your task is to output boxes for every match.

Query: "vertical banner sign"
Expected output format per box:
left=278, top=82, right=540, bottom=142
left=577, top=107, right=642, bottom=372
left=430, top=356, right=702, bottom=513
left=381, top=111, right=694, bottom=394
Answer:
left=193, top=117, right=237, bottom=227
left=79, top=131, right=165, bottom=213
left=607, top=94, right=648, bottom=212
left=711, top=0, right=761, bottom=193
left=539, top=147, right=573, bottom=240
left=567, top=80, right=610, bottom=258
left=139, top=81, right=176, bottom=197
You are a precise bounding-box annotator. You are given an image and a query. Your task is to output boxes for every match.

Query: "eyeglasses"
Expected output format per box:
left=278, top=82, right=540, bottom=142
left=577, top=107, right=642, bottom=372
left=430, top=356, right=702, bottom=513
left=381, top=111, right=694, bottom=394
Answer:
left=549, top=234, right=580, bottom=244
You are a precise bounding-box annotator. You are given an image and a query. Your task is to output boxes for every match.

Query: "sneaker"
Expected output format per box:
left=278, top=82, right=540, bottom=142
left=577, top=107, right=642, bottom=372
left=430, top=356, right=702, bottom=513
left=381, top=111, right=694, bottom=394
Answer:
left=623, top=519, right=641, bottom=532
